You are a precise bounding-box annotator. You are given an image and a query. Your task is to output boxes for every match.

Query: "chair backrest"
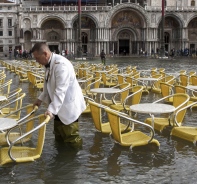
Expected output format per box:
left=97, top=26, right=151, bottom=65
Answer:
left=165, top=75, right=175, bottom=85
left=191, top=75, right=197, bottom=85
left=88, top=100, right=108, bottom=132
left=125, top=85, right=143, bottom=105
left=179, top=74, right=189, bottom=86
left=174, top=85, right=187, bottom=94
left=0, top=79, right=12, bottom=95
left=172, top=93, right=190, bottom=123
left=105, top=108, right=122, bottom=143
left=117, top=75, right=125, bottom=84
left=160, top=82, right=174, bottom=102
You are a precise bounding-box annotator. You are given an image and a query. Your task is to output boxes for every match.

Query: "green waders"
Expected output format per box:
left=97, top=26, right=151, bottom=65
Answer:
left=54, top=116, right=82, bottom=148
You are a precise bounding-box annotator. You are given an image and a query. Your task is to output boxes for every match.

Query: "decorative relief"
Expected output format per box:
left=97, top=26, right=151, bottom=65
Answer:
left=8, top=40, right=12, bottom=43
left=112, top=10, right=142, bottom=28
left=0, top=40, right=3, bottom=43
left=47, top=31, right=60, bottom=41
left=23, top=18, right=31, bottom=29
left=33, top=15, right=37, bottom=23
left=151, top=14, right=156, bottom=23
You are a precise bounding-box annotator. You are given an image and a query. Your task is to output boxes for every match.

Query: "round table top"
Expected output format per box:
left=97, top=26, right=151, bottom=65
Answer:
left=138, top=77, right=159, bottom=81
left=90, top=88, right=121, bottom=94
left=0, top=118, right=17, bottom=131
left=0, top=96, right=7, bottom=101
left=130, top=103, right=175, bottom=114
left=187, top=85, right=197, bottom=90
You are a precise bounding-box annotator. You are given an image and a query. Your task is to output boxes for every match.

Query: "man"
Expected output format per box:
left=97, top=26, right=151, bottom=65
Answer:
left=100, top=49, right=106, bottom=65
left=32, top=42, right=86, bottom=148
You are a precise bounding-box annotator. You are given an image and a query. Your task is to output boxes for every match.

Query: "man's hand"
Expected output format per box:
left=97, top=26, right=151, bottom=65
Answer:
left=33, top=99, right=42, bottom=108
left=45, top=110, right=54, bottom=119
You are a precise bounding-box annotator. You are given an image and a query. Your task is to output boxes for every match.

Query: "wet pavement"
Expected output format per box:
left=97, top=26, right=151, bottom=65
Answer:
left=1, top=57, right=197, bottom=184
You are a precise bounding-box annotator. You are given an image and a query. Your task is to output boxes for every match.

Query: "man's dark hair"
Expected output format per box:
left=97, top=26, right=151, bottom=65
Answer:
left=32, top=42, right=49, bottom=53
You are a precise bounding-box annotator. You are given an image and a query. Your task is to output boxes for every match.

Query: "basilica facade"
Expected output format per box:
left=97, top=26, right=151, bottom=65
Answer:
left=0, top=0, right=197, bottom=57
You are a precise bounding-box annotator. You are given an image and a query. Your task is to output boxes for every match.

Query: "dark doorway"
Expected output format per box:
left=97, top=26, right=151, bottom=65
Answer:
left=119, top=39, right=129, bottom=55
left=49, top=45, right=59, bottom=54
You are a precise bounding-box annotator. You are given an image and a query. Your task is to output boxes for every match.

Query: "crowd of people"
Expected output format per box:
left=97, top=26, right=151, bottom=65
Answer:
left=13, top=49, right=32, bottom=59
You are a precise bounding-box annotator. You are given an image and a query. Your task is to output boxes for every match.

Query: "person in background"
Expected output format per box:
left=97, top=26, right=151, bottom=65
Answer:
left=100, top=49, right=106, bottom=65
left=32, top=42, right=86, bottom=148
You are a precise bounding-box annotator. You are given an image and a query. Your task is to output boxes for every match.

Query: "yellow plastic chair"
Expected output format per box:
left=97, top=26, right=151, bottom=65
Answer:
left=110, top=86, right=143, bottom=114
left=191, top=75, right=197, bottom=85
left=0, top=104, right=38, bottom=146
left=88, top=100, right=130, bottom=134
left=145, top=93, right=190, bottom=133
left=0, top=93, right=26, bottom=115
left=102, top=83, right=131, bottom=106
left=174, top=85, right=197, bottom=108
left=179, top=74, right=189, bottom=86
left=0, top=79, right=12, bottom=96
left=171, top=101, right=197, bottom=144
left=84, top=77, right=101, bottom=98
left=0, top=114, right=50, bottom=165
left=160, top=82, right=174, bottom=103
left=105, top=108, right=160, bottom=149
left=102, top=73, right=117, bottom=87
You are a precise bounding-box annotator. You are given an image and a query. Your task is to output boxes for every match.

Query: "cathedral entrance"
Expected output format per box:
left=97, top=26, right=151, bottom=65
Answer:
left=119, top=39, right=129, bottom=56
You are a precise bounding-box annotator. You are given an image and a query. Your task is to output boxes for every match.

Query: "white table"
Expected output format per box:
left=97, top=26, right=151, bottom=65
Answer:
left=0, top=96, right=7, bottom=102
left=90, top=88, right=121, bottom=103
left=0, top=118, right=17, bottom=131
left=130, top=103, right=175, bottom=128
left=187, top=85, right=197, bottom=90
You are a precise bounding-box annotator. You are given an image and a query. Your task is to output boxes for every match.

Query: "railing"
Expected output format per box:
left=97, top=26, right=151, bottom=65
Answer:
left=22, top=5, right=112, bottom=12
left=145, top=6, right=197, bottom=12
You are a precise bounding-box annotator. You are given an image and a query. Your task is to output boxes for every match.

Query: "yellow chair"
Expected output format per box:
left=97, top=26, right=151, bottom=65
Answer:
left=102, top=73, right=117, bottom=87
left=160, top=82, right=174, bottom=103
left=179, top=74, right=189, bottom=86
left=105, top=108, right=160, bottom=148
left=88, top=100, right=130, bottom=134
left=102, top=83, right=131, bottom=106
left=0, top=114, right=50, bottom=165
left=0, top=104, right=38, bottom=146
left=174, top=85, right=197, bottom=106
left=145, top=93, right=190, bottom=133
left=84, top=77, right=101, bottom=98
left=110, top=86, right=143, bottom=114
left=191, top=75, right=197, bottom=85
left=0, top=93, right=26, bottom=115
left=0, top=79, right=12, bottom=96
left=171, top=101, right=197, bottom=144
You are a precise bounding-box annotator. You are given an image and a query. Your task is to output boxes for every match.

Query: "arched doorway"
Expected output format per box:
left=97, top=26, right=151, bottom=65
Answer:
left=111, top=9, right=143, bottom=55
left=158, top=16, right=181, bottom=51
left=41, top=19, right=64, bottom=53
left=164, top=32, right=170, bottom=51
left=24, top=31, right=32, bottom=51
left=188, top=17, right=197, bottom=54
left=73, top=16, right=96, bottom=56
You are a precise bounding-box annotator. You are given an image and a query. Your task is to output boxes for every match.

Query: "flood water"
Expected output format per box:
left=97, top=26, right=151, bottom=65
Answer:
left=1, top=57, right=197, bottom=184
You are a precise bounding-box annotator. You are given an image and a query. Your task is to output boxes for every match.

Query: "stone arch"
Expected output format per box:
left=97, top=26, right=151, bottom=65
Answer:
left=186, top=14, right=197, bottom=27
left=41, top=18, right=64, bottom=41
left=38, top=15, right=66, bottom=28
left=112, top=26, right=138, bottom=41
left=187, top=16, right=197, bottom=42
left=157, top=13, right=183, bottom=51
left=71, top=13, right=99, bottom=28
left=105, top=3, right=149, bottom=28
left=72, top=14, right=98, bottom=54
left=157, top=13, right=184, bottom=28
